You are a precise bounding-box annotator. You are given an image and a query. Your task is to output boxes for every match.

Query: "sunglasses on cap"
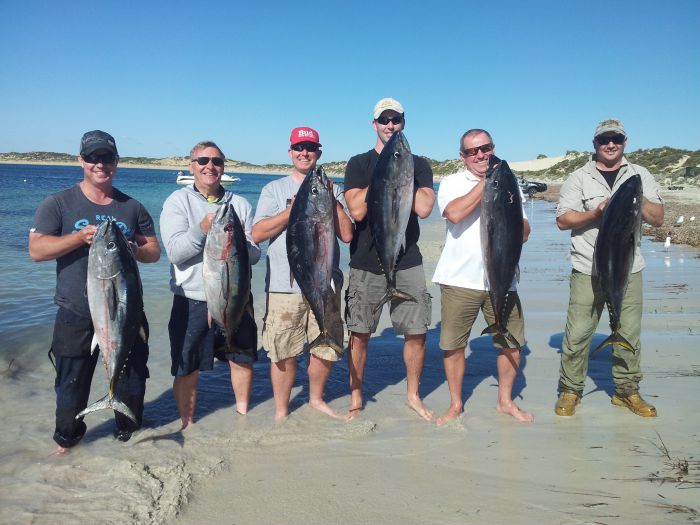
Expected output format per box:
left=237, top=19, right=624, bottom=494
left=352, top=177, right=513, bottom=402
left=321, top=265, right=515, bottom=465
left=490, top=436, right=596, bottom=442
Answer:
left=82, top=152, right=117, bottom=164
left=290, top=143, right=320, bottom=153
left=595, top=134, right=625, bottom=145
left=375, top=115, right=404, bottom=126
left=461, top=143, right=494, bottom=157
left=192, top=156, right=225, bottom=167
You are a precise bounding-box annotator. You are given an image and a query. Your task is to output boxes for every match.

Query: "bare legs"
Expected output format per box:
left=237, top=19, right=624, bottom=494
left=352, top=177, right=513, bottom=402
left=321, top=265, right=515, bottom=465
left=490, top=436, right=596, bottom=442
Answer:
left=437, top=347, right=533, bottom=425
left=271, top=357, right=296, bottom=421
left=308, top=354, right=341, bottom=418
left=495, top=348, right=534, bottom=422
left=174, top=371, right=199, bottom=428
left=228, top=362, right=253, bottom=415
left=347, top=331, right=432, bottom=421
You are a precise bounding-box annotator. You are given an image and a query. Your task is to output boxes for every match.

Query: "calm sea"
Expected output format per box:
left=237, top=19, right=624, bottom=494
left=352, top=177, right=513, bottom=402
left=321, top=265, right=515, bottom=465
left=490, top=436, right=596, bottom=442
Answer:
left=0, top=163, right=286, bottom=361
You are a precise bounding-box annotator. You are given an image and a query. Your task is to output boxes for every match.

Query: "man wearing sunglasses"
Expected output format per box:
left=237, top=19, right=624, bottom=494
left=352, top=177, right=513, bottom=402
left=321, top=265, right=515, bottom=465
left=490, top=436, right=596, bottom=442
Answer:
left=29, top=130, right=161, bottom=453
left=555, top=118, right=664, bottom=417
left=161, top=141, right=260, bottom=428
left=432, top=129, right=534, bottom=425
left=343, top=98, right=435, bottom=421
left=252, top=127, right=353, bottom=420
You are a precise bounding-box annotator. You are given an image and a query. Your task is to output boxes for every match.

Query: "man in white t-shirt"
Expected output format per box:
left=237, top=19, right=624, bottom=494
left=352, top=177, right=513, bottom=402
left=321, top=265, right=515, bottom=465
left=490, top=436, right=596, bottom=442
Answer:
left=432, top=129, right=534, bottom=425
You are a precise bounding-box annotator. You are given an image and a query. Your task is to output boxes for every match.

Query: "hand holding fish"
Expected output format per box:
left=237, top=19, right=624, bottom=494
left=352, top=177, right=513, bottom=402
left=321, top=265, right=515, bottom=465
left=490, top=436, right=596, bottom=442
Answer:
left=78, top=224, right=98, bottom=246
left=199, top=212, right=216, bottom=234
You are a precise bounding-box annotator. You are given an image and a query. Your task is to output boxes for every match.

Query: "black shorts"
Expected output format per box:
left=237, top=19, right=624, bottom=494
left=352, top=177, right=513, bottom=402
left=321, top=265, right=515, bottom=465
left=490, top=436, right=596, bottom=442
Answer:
left=168, top=294, right=257, bottom=377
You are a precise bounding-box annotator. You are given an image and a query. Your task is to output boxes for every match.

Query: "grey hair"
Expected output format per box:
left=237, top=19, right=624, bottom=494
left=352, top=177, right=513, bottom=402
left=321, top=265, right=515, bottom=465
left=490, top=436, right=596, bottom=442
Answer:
left=190, top=141, right=225, bottom=159
left=460, top=129, right=493, bottom=150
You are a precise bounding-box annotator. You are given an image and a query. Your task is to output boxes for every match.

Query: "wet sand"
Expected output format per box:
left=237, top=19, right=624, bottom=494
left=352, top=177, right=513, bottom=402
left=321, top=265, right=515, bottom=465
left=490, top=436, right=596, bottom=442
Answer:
left=2, top=200, right=699, bottom=524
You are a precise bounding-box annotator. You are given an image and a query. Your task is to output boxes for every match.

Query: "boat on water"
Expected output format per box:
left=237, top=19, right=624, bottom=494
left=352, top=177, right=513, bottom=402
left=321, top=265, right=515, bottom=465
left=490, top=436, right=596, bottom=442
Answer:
left=176, top=171, right=240, bottom=186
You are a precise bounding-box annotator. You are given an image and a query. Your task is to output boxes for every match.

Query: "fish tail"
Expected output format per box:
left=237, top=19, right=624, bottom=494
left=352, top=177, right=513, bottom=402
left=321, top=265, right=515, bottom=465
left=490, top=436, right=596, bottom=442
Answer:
left=308, top=333, right=344, bottom=354
left=76, top=393, right=138, bottom=423
left=481, top=324, right=521, bottom=350
left=592, top=332, right=636, bottom=354
left=371, top=288, right=417, bottom=315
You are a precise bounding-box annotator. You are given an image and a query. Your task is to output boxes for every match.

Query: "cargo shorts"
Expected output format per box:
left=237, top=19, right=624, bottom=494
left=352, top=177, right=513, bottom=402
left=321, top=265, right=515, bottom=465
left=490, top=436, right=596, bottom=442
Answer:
left=344, top=265, right=431, bottom=335
left=262, top=292, right=344, bottom=363
left=439, top=284, right=525, bottom=350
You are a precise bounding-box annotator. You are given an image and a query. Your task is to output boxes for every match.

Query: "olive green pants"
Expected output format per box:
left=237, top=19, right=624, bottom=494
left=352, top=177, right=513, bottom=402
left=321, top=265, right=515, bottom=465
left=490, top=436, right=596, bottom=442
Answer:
left=558, top=270, right=643, bottom=396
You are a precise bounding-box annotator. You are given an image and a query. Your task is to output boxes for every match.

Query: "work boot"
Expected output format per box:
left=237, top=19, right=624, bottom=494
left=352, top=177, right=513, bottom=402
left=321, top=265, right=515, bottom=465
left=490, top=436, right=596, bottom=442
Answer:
left=554, top=392, right=580, bottom=416
left=611, top=393, right=657, bottom=417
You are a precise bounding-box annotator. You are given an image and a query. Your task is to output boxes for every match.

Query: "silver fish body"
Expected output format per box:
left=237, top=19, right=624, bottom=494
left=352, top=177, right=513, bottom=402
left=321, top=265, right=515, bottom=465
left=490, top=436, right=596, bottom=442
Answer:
left=366, top=130, right=416, bottom=313
left=480, top=155, right=524, bottom=349
left=593, top=174, right=642, bottom=353
left=80, top=219, right=146, bottom=422
left=286, top=166, right=343, bottom=352
left=203, top=203, right=251, bottom=349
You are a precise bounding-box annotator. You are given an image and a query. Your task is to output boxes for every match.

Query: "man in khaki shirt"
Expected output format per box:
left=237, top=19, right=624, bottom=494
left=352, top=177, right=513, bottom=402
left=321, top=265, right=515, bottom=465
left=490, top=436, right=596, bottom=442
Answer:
left=555, top=118, right=663, bottom=418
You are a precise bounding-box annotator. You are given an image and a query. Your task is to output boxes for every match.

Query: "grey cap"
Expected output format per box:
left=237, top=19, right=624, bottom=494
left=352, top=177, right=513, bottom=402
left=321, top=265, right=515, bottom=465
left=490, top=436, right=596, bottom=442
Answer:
left=80, top=130, right=118, bottom=156
left=594, top=118, right=626, bottom=138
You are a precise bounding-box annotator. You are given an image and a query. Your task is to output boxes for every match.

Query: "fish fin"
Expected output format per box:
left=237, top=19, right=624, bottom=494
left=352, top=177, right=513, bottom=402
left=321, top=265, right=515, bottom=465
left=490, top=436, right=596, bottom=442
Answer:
left=90, top=333, right=99, bottom=355
left=289, top=269, right=295, bottom=288
left=330, top=277, right=337, bottom=294
left=76, top=394, right=137, bottom=423
left=592, top=332, right=636, bottom=355
left=108, top=279, right=119, bottom=321
left=372, top=288, right=417, bottom=315
left=308, top=333, right=344, bottom=355
left=480, top=324, right=521, bottom=350
left=515, top=265, right=521, bottom=283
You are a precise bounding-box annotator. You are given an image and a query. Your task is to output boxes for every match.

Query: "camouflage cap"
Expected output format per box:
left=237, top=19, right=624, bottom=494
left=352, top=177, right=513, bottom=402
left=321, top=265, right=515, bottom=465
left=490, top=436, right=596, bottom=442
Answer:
left=594, top=118, right=626, bottom=138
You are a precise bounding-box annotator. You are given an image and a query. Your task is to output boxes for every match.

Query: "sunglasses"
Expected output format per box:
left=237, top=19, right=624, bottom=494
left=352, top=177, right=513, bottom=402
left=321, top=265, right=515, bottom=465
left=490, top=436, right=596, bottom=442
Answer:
left=290, top=143, right=320, bottom=153
left=461, top=143, right=494, bottom=157
left=192, top=156, right=225, bottom=167
left=83, top=153, right=117, bottom=164
left=595, top=134, right=625, bottom=145
left=376, top=115, right=404, bottom=125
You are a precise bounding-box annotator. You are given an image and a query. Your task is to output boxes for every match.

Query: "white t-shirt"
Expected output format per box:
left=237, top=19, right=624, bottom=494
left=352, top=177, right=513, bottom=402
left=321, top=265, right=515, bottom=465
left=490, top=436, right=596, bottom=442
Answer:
left=432, top=169, right=527, bottom=291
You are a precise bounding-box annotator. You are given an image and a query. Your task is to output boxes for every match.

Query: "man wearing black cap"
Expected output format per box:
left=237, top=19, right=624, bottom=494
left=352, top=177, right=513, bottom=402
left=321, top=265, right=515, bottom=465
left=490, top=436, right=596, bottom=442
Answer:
left=29, top=130, right=160, bottom=453
left=555, top=118, right=664, bottom=418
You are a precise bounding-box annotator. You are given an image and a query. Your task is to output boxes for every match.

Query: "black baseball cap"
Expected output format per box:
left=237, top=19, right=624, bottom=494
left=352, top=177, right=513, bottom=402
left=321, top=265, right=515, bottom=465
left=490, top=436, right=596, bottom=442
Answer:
left=80, top=130, right=118, bottom=156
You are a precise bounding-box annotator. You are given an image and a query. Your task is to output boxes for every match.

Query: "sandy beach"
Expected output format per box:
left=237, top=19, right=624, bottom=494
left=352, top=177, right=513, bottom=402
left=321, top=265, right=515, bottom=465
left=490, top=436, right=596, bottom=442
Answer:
left=3, top=197, right=698, bottom=525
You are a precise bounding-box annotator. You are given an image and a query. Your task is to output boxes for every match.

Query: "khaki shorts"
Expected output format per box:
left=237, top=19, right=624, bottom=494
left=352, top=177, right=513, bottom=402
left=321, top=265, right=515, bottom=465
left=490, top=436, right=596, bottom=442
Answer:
left=345, top=266, right=431, bottom=335
left=262, top=292, right=343, bottom=363
left=439, top=285, right=525, bottom=350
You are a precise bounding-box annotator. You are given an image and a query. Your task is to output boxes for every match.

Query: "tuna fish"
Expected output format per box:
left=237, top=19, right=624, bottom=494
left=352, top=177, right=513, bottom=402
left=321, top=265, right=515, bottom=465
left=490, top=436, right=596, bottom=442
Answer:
left=593, top=174, right=643, bottom=354
left=79, top=219, right=146, bottom=423
left=366, top=130, right=416, bottom=313
left=480, top=155, right=524, bottom=349
left=202, top=202, right=251, bottom=350
left=287, top=166, right=344, bottom=352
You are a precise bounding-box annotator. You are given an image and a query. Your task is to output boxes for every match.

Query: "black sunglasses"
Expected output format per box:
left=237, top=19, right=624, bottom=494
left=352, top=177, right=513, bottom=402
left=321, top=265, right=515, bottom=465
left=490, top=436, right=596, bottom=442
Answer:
left=83, top=152, right=117, bottom=164
left=290, top=143, right=320, bottom=153
left=595, top=134, right=625, bottom=145
left=376, top=115, right=404, bottom=125
left=192, top=156, right=225, bottom=167
left=462, top=143, right=494, bottom=157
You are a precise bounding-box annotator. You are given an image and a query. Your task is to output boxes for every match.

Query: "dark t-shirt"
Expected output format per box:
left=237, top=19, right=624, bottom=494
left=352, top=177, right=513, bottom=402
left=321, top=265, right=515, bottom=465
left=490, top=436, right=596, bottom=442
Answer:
left=597, top=167, right=621, bottom=189
left=31, top=184, right=156, bottom=317
left=344, top=149, right=433, bottom=273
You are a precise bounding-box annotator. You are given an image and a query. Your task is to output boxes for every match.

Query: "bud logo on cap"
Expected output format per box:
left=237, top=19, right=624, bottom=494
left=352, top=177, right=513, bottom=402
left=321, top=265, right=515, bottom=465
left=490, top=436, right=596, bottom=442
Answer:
left=290, top=126, right=321, bottom=146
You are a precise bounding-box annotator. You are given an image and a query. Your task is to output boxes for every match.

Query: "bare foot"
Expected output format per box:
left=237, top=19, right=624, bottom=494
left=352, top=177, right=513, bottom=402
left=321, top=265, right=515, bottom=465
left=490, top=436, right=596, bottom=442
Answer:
left=407, top=396, right=433, bottom=422
left=274, top=410, right=288, bottom=422
left=497, top=400, right=534, bottom=422
left=436, top=407, right=463, bottom=427
left=49, top=446, right=69, bottom=457
left=310, top=399, right=343, bottom=419
left=236, top=404, right=248, bottom=415
left=346, top=406, right=363, bottom=420
left=181, top=419, right=195, bottom=431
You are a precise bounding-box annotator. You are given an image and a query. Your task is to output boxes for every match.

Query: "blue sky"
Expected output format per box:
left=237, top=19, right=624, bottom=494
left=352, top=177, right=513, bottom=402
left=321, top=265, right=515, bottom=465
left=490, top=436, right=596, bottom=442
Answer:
left=1, top=0, right=698, bottom=165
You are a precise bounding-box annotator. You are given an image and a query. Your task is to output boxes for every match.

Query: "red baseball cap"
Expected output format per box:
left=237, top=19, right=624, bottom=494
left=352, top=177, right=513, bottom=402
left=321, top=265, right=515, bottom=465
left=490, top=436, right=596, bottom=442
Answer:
left=290, top=126, right=321, bottom=147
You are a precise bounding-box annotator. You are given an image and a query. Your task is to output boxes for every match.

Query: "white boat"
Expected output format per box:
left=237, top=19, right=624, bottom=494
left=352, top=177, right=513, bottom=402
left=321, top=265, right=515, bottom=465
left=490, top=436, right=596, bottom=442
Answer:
left=176, top=171, right=240, bottom=186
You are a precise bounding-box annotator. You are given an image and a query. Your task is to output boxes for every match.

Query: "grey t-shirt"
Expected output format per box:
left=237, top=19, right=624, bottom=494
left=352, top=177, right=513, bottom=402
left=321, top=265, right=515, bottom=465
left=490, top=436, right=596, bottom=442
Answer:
left=253, top=174, right=348, bottom=293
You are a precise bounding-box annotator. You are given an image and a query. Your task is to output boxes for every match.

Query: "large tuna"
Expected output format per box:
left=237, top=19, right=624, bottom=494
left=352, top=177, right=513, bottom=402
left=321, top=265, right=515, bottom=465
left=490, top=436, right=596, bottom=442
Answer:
left=203, top=202, right=251, bottom=350
left=480, top=155, right=524, bottom=349
left=79, top=219, right=147, bottom=422
left=592, top=174, right=642, bottom=354
left=287, top=166, right=343, bottom=352
left=366, top=130, right=416, bottom=313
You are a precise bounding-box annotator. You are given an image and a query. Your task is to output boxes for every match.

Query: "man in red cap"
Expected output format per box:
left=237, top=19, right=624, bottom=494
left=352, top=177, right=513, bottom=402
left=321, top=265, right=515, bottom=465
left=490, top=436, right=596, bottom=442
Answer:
left=252, top=127, right=353, bottom=420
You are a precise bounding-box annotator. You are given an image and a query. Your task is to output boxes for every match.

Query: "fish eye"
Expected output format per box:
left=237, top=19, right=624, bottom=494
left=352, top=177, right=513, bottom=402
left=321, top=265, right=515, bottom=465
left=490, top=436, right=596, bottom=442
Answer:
left=106, top=241, right=116, bottom=250
left=311, top=187, right=319, bottom=195
left=393, top=152, right=400, bottom=159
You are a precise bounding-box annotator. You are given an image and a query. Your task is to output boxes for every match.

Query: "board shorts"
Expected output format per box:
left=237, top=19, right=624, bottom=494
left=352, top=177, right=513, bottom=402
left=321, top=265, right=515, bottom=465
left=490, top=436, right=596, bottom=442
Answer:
left=439, top=284, right=525, bottom=350
left=262, top=292, right=343, bottom=363
left=169, top=294, right=257, bottom=377
left=344, top=265, right=431, bottom=336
